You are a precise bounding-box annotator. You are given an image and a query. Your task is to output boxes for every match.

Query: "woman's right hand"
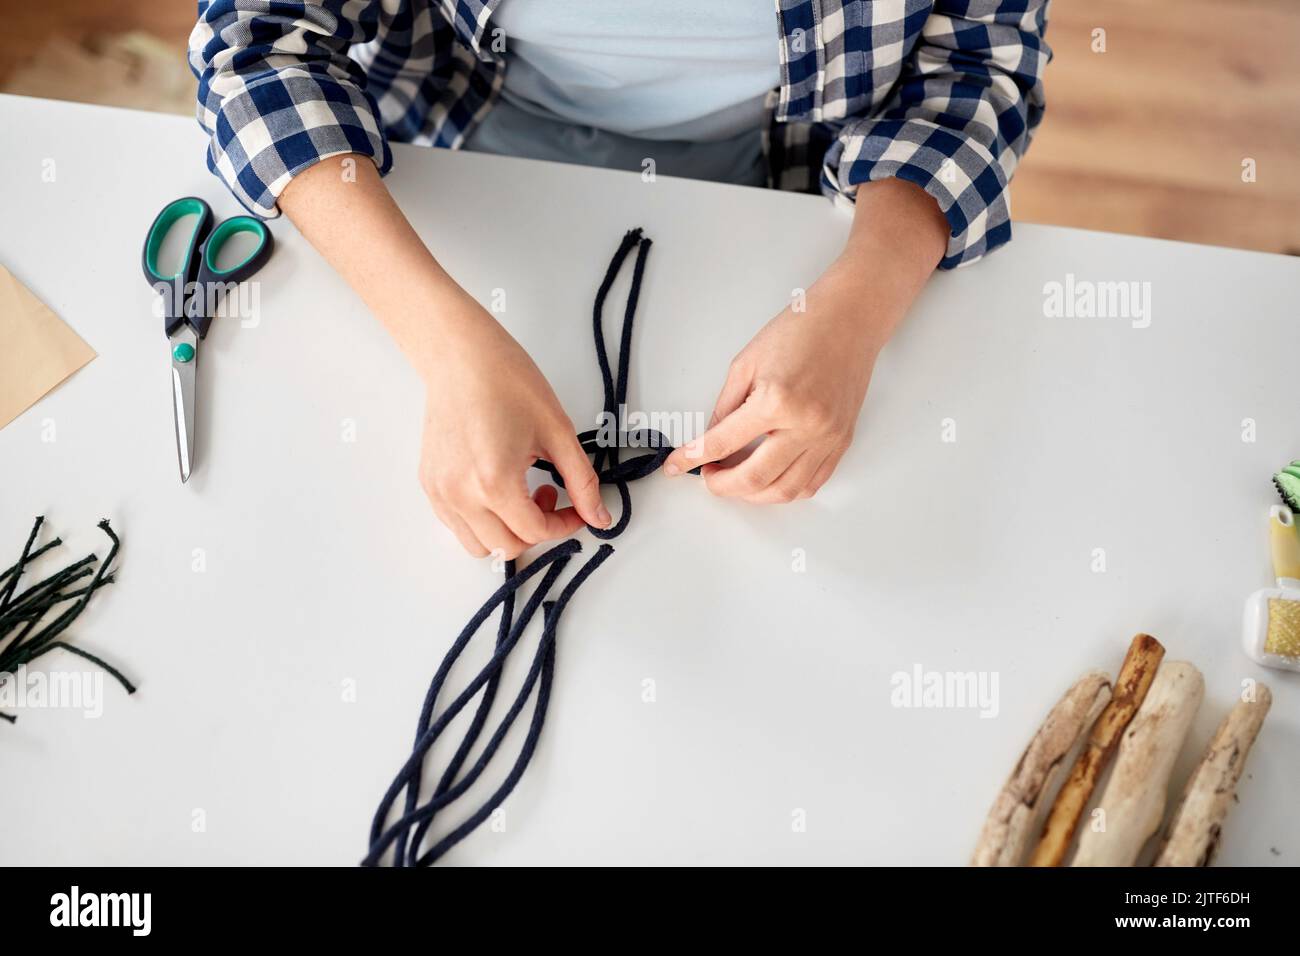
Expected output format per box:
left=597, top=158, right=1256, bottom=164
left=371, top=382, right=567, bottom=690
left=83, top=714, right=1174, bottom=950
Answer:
left=278, top=154, right=609, bottom=560
left=416, top=292, right=611, bottom=559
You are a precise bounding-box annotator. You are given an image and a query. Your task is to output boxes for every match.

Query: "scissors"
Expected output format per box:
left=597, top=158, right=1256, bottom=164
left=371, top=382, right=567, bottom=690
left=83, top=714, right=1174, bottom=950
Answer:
left=141, top=197, right=273, bottom=483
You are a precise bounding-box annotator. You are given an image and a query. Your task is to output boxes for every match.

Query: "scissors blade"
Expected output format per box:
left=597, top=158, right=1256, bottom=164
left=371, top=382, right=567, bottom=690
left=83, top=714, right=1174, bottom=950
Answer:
left=169, top=327, right=199, bottom=483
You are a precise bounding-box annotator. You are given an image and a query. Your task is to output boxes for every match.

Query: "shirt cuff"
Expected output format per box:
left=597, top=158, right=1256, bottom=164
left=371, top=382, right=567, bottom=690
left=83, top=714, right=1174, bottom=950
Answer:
left=201, top=69, right=392, bottom=219
left=822, top=117, right=1013, bottom=270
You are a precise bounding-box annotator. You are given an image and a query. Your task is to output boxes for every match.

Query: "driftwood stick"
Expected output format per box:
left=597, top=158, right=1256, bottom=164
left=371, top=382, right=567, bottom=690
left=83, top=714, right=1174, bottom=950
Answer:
left=971, top=671, right=1112, bottom=866
left=1072, top=661, right=1204, bottom=866
left=1154, top=684, right=1272, bottom=867
left=1029, top=633, right=1165, bottom=867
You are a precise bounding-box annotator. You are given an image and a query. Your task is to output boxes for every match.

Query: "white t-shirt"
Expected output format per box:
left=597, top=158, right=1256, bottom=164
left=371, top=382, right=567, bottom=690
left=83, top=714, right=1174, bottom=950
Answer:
left=465, top=1, right=780, bottom=185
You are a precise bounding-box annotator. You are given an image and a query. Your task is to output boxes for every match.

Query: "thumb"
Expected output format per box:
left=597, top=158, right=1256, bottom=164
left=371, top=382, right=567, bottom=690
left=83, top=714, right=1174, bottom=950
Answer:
left=663, top=358, right=755, bottom=475
left=545, top=428, right=611, bottom=529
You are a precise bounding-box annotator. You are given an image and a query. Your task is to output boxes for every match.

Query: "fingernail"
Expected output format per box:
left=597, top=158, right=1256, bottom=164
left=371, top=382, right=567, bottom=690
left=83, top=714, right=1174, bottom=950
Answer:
left=596, top=504, right=612, bottom=527
left=665, top=463, right=681, bottom=477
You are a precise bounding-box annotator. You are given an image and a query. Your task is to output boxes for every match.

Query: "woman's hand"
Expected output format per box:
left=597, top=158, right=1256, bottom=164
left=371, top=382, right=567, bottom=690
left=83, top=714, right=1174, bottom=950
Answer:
left=662, top=177, right=949, bottom=501
left=661, top=271, right=880, bottom=501
left=279, top=154, right=608, bottom=558
left=417, top=294, right=610, bottom=558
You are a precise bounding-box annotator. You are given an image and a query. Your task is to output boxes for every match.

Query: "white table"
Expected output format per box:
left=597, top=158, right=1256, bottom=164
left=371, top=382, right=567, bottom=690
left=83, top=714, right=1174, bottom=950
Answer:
left=1, top=94, right=1296, bottom=866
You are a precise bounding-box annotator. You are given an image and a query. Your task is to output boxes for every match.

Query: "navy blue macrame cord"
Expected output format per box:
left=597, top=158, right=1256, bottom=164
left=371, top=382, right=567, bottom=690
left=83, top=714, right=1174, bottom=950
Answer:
left=365, top=228, right=686, bottom=866
left=530, top=226, right=688, bottom=537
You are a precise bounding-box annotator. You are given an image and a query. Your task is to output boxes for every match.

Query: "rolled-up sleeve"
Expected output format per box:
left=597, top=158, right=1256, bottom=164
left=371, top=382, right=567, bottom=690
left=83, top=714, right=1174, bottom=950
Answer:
left=189, top=0, right=393, bottom=218
left=822, top=0, right=1051, bottom=269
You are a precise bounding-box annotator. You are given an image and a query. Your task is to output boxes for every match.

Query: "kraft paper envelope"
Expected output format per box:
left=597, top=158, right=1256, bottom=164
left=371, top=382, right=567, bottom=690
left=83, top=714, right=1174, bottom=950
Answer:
left=0, top=265, right=96, bottom=430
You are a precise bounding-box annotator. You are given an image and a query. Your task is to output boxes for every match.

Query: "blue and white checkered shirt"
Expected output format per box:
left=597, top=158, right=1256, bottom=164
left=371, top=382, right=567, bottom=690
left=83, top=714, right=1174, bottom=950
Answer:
left=189, top=0, right=1050, bottom=268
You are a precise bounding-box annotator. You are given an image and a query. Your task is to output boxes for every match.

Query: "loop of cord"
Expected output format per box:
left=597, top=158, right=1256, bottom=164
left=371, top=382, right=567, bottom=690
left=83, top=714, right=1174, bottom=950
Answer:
left=365, top=228, right=662, bottom=866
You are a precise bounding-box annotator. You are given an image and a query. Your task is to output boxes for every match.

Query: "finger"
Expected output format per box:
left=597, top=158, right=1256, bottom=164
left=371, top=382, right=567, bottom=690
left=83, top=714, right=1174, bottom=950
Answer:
left=709, top=359, right=753, bottom=427
left=497, top=485, right=586, bottom=544
left=744, top=449, right=825, bottom=504
left=447, top=513, right=490, bottom=558
left=664, top=400, right=769, bottom=476
left=703, top=433, right=802, bottom=499
left=532, top=483, right=589, bottom=535
left=545, top=430, right=611, bottom=529
left=424, top=488, right=490, bottom=558
left=806, top=447, right=846, bottom=496
left=533, top=484, right=559, bottom=512
left=465, top=508, right=531, bottom=562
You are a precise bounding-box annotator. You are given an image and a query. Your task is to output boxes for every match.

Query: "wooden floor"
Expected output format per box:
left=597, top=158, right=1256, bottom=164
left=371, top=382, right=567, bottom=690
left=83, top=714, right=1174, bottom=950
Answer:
left=3, top=0, right=1298, bottom=254
left=1012, top=0, right=1300, bottom=255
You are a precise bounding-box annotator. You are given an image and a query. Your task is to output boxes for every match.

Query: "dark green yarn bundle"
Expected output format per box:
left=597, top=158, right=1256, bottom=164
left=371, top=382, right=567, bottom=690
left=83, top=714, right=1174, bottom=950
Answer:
left=0, top=516, right=134, bottom=724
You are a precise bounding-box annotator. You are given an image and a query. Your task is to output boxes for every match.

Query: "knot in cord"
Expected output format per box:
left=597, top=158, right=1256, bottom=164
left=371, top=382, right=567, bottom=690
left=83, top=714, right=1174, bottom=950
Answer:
left=533, top=227, right=682, bottom=539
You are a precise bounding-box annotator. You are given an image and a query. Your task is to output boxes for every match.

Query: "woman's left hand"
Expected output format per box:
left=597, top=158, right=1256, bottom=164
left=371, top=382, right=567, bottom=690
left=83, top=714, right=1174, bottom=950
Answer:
left=661, top=267, right=885, bottom=502
left=661, top=177, right=949, bottom=501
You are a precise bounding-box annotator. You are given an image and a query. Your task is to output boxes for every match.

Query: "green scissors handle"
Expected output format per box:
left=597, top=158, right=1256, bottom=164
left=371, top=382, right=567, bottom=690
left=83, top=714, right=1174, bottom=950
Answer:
left=142, top=196, right=274, bottom=483
left=141, top=196, right=274, bottom=339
